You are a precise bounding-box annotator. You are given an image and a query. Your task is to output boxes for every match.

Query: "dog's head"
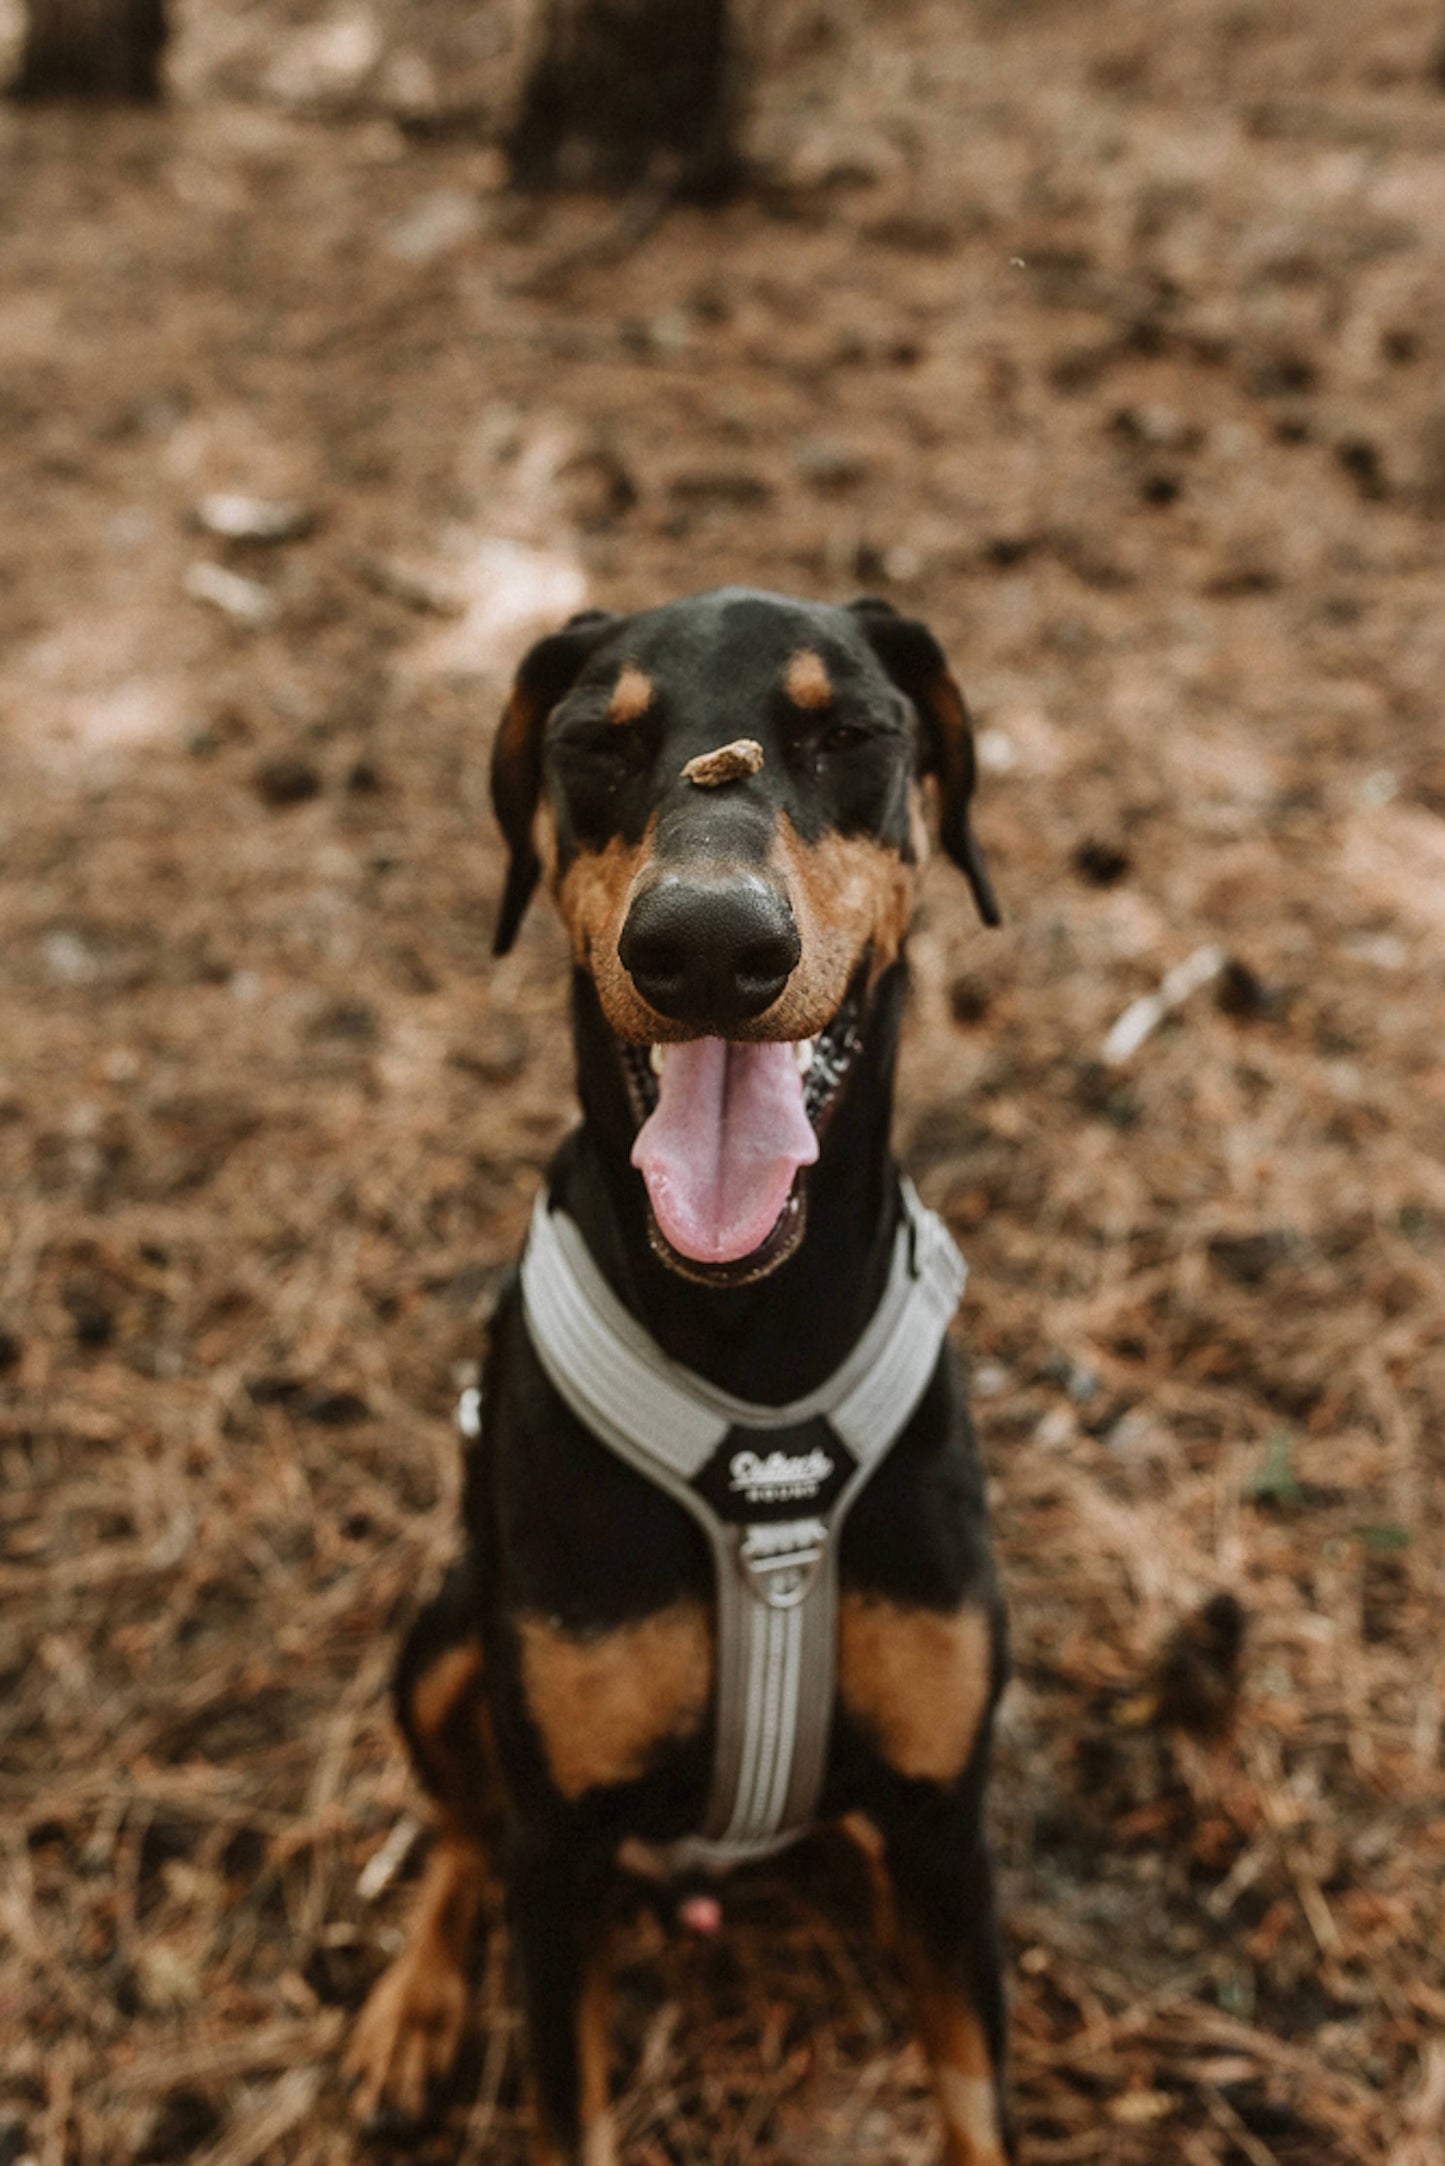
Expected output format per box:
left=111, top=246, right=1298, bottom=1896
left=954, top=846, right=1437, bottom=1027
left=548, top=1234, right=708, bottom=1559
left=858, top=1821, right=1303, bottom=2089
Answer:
left=492, top=589, right=997, bottom=1281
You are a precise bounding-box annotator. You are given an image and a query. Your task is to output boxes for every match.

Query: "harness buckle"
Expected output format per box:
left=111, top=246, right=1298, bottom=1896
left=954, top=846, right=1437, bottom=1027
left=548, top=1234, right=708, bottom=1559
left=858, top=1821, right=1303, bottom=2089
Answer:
left=738, top=1519, right=828, bottom=1609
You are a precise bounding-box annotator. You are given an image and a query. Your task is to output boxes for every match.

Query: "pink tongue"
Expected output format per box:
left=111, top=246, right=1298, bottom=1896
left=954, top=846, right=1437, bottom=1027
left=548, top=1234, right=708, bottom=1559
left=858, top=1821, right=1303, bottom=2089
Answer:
left=631, top=1038, right=819, bottom=1265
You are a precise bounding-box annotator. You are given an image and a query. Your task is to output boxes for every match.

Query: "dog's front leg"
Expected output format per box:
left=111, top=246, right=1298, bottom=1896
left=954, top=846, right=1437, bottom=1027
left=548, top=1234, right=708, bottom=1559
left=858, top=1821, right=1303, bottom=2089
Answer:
left=348, top=1566, right=498, bottom=2128
left=509, top=1831, right=616, bottom=2166
left=874, top=1777, right=1013, bottom=2166
left=347, top=1819, right=489, bottom=2126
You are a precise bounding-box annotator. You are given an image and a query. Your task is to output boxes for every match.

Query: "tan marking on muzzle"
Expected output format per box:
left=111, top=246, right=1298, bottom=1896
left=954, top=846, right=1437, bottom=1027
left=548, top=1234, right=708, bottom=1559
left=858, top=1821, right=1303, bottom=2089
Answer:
left=554, top=824, right=668, bottom=1040
left=681, top=738, right=764, bottom=788
left=607, top=665, right=654, bottom=725
left=784, top=647, right=834, bottom=709
left=756, top=812, right=921, bottom=1037
left=555, top=809, right=921, bottom=1048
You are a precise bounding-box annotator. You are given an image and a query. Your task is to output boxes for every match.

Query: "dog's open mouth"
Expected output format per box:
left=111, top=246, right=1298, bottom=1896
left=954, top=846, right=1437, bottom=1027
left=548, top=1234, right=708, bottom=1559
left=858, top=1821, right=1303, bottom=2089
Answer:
left=617, top=987, right=864, bottom=1281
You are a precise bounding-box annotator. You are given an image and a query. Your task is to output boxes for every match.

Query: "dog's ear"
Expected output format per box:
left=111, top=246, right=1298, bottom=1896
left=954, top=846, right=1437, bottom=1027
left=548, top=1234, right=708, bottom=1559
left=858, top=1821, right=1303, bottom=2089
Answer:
left=491, top=610, right=619, bottom=955
left=847, top=598, right=1000, bottom=926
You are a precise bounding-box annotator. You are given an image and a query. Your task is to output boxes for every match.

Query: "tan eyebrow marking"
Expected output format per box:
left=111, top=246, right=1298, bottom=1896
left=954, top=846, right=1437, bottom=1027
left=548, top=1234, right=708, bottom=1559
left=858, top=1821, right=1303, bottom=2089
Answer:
left=608, top=665, right=654, bottom=724
left=682, top=738, right=765, bottom=788
left=784, top=648, right=834, bottom=709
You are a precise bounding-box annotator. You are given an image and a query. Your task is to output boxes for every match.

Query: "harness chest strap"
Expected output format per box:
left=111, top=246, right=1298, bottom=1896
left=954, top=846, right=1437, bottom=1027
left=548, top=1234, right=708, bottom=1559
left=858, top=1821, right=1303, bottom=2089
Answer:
left=517, top=1183, right=967, bottom=1866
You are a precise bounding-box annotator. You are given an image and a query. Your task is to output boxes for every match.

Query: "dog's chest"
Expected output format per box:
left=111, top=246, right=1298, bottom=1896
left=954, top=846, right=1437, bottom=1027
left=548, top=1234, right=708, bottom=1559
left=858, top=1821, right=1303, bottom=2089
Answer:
left=487, top=1194, right=993, bottom=1842
left=512, top=1573, right=993, bottom=1806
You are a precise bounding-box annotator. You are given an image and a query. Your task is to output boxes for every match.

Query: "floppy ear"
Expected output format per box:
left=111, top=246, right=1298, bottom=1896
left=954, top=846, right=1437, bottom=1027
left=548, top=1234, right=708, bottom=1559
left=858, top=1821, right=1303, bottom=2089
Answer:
left=491, top=610, right=619, bottom=955
left=847, top=598, right=1000, bottom=926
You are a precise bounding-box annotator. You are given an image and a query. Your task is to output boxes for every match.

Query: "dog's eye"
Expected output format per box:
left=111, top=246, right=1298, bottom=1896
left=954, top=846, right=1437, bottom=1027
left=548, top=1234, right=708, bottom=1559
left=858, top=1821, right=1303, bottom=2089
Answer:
left=569, top=723, right=654, bottom=778
left=605, top=729, right=654, bottom=773
left=820, top=722, right=871, bottom=754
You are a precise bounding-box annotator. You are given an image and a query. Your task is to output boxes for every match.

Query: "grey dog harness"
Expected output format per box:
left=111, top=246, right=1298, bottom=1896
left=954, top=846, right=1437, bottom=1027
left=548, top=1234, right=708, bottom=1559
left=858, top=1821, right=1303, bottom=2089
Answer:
left=516, top=1182, right=967, bottom=1873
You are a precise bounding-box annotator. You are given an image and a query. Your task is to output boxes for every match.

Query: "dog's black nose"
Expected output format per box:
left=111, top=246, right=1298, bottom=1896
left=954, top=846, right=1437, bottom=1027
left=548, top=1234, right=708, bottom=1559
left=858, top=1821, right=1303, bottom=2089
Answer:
left=619, top=870, right=800, bottom=1026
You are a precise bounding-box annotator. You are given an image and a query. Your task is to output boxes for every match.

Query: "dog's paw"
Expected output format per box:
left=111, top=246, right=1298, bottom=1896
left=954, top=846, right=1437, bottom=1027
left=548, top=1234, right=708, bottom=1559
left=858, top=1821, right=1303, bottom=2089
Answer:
left=345, top=1945, right=470, bottom=2132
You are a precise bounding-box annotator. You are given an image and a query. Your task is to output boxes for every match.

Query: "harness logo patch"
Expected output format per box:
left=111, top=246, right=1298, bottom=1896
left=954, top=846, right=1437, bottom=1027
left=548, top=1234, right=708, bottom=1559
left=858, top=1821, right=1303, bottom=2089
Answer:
left=728, top=1446, right=834, bottom=1506
left=694, top=1417, right=856, bottom=1525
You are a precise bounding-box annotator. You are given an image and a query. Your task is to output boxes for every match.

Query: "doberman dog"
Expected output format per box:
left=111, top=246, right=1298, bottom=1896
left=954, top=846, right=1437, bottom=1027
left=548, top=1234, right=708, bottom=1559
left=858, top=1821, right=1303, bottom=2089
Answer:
left=347, top=589, right=1012, bottom=2165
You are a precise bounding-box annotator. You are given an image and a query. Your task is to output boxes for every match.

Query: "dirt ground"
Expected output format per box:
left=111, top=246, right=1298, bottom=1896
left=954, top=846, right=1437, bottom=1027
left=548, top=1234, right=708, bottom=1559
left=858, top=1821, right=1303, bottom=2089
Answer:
left=3, top=1, right=1445, bottom=2161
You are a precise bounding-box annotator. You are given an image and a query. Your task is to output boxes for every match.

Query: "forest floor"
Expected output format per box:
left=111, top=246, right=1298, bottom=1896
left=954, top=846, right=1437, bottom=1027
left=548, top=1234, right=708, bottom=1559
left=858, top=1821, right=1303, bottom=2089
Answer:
left=2, top=1, right=1444, bottom=2161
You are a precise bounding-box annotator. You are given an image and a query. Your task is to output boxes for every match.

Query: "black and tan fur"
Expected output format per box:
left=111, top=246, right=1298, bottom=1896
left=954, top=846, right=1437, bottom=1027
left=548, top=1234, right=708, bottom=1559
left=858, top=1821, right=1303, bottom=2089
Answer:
left=348, top=590, right=1012, bottom=2165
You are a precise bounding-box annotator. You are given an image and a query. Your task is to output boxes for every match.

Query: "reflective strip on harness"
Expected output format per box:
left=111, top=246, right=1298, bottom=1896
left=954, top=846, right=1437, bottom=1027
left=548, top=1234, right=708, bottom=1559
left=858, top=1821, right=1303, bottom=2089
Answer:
left=518, top=1182, right=966, bottom=1866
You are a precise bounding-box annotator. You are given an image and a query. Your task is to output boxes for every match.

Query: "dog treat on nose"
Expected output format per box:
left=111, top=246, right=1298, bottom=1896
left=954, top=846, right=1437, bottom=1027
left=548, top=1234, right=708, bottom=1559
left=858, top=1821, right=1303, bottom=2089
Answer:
left=681, top=738, right=765, bottom=788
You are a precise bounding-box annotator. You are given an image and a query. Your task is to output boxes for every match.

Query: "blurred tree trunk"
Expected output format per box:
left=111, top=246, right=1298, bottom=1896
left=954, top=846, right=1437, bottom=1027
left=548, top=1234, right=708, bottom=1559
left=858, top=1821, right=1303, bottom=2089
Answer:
left=12, top=0, right=167, bottom=101
left=509, top=0, right=741, bottom=197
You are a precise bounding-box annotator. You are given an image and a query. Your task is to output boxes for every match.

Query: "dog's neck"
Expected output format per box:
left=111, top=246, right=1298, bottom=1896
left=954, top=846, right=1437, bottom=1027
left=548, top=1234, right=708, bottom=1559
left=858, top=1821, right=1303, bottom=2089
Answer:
left=547, top=968, right=909, bottom=1405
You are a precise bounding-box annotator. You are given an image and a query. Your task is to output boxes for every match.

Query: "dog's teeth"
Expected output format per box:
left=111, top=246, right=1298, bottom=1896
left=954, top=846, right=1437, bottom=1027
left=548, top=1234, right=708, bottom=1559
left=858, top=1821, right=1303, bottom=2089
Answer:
left=794, top=1038, right=815, bottom=1075
left=649, top=1044, right=667, bottom=1075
